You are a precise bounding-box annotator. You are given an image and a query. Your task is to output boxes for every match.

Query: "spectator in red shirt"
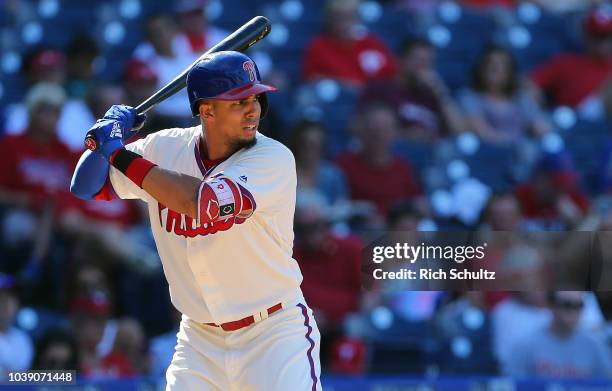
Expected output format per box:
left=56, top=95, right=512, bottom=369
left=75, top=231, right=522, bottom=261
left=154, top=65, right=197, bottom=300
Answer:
left=293, top=192, right=362, bottom=367
left=359, top=38, right=464, bottom=141
left=530, top=6, right=612, bottom=108
left=303, top=0, right=399, bottom=87
left=0, top=82, right=141, bottom=267
left=0, top=82, right=75, bottom=214
left=515, top=152, right=589, bottom=230
left=336, top=103, right=422, bottom=218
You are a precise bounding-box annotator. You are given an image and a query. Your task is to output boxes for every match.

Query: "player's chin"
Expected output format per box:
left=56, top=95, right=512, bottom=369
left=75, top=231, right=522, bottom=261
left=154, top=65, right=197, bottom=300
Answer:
left=232, top=134, right=257, bottom=149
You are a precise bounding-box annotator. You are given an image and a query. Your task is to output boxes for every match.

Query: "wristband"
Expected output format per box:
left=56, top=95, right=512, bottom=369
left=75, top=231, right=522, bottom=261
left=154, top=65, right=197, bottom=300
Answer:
left=110, top=148, right=156, bottom=188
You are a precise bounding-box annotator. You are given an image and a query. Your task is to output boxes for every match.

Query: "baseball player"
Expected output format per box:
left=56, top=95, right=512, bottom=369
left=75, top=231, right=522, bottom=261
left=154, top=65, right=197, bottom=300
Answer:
left=70, top=51, right=321, bottom=390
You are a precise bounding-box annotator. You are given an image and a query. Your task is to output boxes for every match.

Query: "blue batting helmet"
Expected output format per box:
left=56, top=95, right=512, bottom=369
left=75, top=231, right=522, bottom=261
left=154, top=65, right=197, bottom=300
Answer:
left=186, top=51, right=277, bottom=117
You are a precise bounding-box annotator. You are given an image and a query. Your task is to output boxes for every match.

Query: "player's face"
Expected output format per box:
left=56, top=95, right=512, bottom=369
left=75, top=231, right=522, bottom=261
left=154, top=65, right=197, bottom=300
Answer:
left=210, top=95, right=261, bottom=149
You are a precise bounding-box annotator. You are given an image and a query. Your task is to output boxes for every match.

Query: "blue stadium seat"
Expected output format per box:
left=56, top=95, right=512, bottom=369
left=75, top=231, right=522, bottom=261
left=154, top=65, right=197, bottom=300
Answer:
left=0, top=74, right=26, bottom=106
left=293, top=81, right=359, bottom=157
left=213, top=0, right=259, bottom=31
left=433, top=329, right=497, bottom=374
left=361, top=306, right=438, bottom=374
left=462, top=141, right=515, bottom=192
left=432, top=6, right=496, bottom=90
left=393, top=140, right=434, bottom=176
left=510, top=13, right=572, bottom=72
left=436, top=52, right=474, bottom=91
left=563, top=119, right=610, bottom=193
left=363, top=5, right=414, bottom=53
left=17, top=307, right=69, bottom=341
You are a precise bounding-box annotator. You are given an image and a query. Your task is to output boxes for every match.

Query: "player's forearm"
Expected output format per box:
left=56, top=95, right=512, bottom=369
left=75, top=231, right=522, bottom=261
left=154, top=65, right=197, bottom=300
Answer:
left=109, top=149, right=253, bottom=223
left=142, top=167, right=200, bottom=218
left=108, top=148, right=200, bottom=218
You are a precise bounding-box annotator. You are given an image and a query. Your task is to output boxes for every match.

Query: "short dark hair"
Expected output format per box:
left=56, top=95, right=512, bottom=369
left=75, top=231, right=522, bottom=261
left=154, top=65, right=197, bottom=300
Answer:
left=401, top=37, right=433, bottom=56
left=387, top=201, right=421, bottom=227
left=32, top=328, right=79, bottom=370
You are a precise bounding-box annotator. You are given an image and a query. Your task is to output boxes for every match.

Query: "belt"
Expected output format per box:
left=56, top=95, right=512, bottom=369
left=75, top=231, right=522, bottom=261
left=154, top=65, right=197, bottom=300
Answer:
left=204, top=303, right=283, bottom=331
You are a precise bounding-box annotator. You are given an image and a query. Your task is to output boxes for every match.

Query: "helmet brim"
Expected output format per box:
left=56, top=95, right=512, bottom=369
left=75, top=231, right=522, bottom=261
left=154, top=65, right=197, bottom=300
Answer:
left=214, top=83, right=278, bottom=100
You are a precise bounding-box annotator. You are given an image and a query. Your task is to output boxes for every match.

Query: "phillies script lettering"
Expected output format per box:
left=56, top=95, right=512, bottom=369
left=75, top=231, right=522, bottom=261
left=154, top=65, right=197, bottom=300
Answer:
left=158, top=203, right=246, bottom=238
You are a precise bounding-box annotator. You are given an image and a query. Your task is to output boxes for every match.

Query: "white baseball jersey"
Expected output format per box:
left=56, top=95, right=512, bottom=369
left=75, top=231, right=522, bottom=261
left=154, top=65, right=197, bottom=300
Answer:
left=109, top=126, right=303, bottom=324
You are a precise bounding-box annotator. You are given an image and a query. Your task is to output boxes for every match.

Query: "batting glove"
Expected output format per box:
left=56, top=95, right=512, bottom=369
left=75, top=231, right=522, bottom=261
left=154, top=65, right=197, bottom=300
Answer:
left=102, top=105, right=147, bottom=135
left=85, top=105, right=146, bottom=160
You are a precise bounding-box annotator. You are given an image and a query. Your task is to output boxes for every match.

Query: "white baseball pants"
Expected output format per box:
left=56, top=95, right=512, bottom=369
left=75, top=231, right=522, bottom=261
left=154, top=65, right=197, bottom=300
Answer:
left=166, top=301, right=322, bottom=391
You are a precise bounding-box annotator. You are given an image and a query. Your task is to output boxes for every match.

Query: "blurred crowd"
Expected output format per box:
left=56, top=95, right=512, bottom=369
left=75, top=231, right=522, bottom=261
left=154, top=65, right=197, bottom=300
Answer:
left=1, top=0, right=612, bottom=381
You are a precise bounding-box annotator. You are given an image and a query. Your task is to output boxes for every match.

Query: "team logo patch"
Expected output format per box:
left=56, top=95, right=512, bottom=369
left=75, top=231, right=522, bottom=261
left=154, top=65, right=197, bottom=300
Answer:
left=220, top=203, right=235, bottom=217
left=239, top=175, right=248, bottom=183
left=243, top=61, right=256, bottom=82
left=110, top=122, right=122, bottom=139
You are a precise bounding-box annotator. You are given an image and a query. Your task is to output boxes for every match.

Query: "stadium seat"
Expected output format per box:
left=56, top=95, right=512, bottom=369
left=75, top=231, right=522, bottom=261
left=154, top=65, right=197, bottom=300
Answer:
left=393, top=140, right=434, bottom=177
left=0, top=74, right=26, bottom=106
left=433, top=328, right=497, bottom=374
left=293, top=80, right=359, bottom=157
left=361, top=305, right=438, bottom=374
left=461, top=141, right=515, bottom=192
left=508, top=22, right=569, bottom=72
left=362, top=3, right=414, bottom=53
left=212, top=0, right=258, bottom=30
left=17, top=307, right=69, bottom=341
left=563, top=119, right=611, bottom=193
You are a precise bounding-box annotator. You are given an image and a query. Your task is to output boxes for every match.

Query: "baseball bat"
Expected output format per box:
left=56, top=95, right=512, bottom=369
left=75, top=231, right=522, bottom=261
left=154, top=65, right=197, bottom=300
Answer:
left=85, top=15, right=271, bottom=151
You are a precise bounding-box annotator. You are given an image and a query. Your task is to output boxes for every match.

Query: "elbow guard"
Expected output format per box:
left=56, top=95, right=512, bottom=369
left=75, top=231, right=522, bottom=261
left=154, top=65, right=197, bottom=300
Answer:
left=70, top=150, right=111, bottom=200
left=197, top=176, right=255, bottom=226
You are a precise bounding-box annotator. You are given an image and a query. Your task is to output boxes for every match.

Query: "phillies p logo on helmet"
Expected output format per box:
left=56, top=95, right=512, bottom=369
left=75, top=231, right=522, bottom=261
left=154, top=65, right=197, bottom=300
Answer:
left=243, top=61, right=256, bottom=82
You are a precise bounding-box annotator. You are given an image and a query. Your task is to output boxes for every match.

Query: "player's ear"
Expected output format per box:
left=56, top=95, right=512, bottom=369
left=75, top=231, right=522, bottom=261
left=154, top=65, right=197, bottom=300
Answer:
left=199, top=101, right=214, bottom=120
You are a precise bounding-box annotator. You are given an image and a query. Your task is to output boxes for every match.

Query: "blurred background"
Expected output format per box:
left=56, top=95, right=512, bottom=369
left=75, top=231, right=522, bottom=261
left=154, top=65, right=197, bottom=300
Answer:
left=1, top=0, right=612, bottom=389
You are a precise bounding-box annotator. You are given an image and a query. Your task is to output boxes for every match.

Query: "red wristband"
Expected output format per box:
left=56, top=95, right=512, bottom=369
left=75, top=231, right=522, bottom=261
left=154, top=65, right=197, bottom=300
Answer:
left=110, top=148, right=156, bottom=188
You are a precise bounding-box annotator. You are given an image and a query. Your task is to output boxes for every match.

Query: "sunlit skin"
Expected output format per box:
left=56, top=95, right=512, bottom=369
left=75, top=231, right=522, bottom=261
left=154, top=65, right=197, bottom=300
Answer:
left=198, top=94, right=261, bottom=160
left=141, top=95, right=262, bottom=219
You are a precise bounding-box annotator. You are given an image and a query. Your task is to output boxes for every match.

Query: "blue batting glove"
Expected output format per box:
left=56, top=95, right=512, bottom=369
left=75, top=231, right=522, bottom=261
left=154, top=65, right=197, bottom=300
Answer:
left=102, top=105, right=147, bottom=135
left=85, top=119, right=126, bottom=160
left=85, top=105, right=147, bottom=159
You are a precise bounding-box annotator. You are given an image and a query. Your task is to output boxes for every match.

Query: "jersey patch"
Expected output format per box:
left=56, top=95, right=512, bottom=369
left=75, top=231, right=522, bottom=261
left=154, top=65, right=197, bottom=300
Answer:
left=220, top=204, right=235, bottom=217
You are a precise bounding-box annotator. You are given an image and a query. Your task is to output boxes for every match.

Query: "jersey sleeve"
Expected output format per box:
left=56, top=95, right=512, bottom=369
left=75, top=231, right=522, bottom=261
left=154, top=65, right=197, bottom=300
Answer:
left=108, top=136, right=155, bottom=202
left=217, top=142, right=297, bottom=216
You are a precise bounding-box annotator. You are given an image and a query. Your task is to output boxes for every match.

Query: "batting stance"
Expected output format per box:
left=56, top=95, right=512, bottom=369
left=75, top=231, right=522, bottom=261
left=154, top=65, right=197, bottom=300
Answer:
left=70, top=51, right=321, bottom=390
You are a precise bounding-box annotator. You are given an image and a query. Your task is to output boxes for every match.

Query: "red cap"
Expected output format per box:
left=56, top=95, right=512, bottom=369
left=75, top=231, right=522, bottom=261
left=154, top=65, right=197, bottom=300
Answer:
left=123, top=59, right=158, bottom=84
left=31, top=49, right=66, bottom=71
left=586, top=6, right=612, bottom=37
